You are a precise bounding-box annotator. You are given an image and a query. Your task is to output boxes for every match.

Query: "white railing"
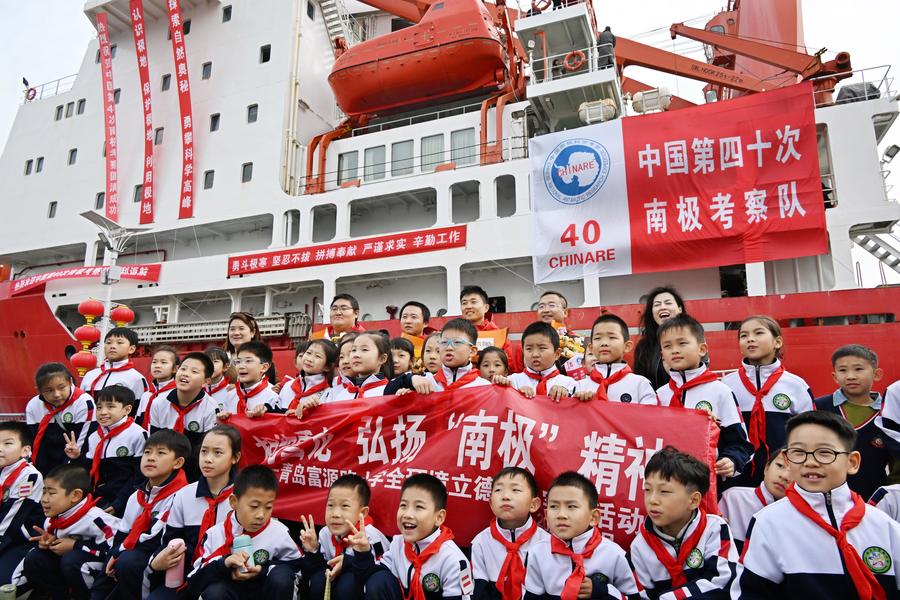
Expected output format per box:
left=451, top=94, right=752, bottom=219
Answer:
left=22, top=73, right=78, bottom=104
left=131, top=313, right=311, bottom=344
left=351, top=102, right=485, bottom=136
left=527, top=43, right=616, bottom=85
left=809, top=64, right=894, bottom=108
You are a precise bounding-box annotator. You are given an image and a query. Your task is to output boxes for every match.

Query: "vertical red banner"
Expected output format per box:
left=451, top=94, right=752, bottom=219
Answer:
left=130, top=0, right=155, bottom=224
left=96, top=13, right=119, bottom=222
left=165, top=0, right=195, bottom=219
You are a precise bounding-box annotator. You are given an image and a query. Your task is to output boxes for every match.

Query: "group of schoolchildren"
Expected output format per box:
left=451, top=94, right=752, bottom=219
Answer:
left=0, top=292, right=899, bottom=599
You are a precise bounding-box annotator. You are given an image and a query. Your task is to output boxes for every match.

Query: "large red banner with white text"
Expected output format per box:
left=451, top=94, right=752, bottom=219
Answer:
left=166, top=0, right=195, bottom=219
left=230, top=387, right=719, bottom=547
left=11, top=264, right=162, bottom=295
left=96, top=14, right=119, bottom=222
left=530, top=83, right=827, bottom=283
left=130, top=0, right=156, bottom=224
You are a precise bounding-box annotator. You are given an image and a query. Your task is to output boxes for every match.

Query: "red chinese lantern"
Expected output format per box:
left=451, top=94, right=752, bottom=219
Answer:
left=78, top=298, right=105, bottom=325
left=110, top=304, right=135, bottom=327
left=74, top=325, right=101, bottom=351
left=70, top=349, right=97, bottom=377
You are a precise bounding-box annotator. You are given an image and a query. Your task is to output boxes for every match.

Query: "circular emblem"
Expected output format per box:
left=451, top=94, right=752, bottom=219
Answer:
left=62, top=412, right=74, bottom=423
left=695, top=401, right=714, bottom=414
left=620, top=393, right=632, bottom=404
left=116, top=446, right=129, bottom=457
left=872, top=436, right=885, bottom=449
left=863, top=546, right=891, bottom=574
left=422, top=573, right=442, bottom=593
left=187, top=421, right=200, bottom=432
left=543, top=139, right=611, bottom=205
left=685, top=547, right=704, bottom=570
left=772, top=393, right=792, bottom=411
left=253, top=549, right=270, bottom=565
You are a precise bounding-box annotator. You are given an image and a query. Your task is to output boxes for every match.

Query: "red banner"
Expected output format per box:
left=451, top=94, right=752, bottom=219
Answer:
left=130, top=0, right=156, bottom=224
left=166, top=0, right=195, bottom=219
left=228, top=225, right=467, bottom=276
left=624, top=82, right=826, bottom=271
left=96, top=13, right=119, bottom=223
left=231, top=387, right=719, bottom=547
left=11, top=264, right=162, bottom=296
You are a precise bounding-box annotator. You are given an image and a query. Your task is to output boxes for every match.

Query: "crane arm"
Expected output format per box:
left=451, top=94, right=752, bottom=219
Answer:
left=357, top=0, right=435, bottom=24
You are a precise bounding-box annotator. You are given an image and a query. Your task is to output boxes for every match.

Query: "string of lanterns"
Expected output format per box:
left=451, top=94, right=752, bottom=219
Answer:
left=70, top=299, right=135, bottom=377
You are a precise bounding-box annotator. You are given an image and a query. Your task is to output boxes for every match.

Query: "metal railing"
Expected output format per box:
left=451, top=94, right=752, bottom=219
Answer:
left=351, top=102, right=485, bottom=137
left=808, top=64, right=894, bottom=108
left=22, top=73, right=78, bottom=104
left=528, top=43, right=616, bottom=85
left=131, top=313, right=311, bottom=344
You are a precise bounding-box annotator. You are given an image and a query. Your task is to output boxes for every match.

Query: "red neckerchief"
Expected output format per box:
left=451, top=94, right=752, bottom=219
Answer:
left=169, top=392, right=205, bottom=433
left=89, top=361, right=136, bottom=395
left=143, top=380, right=176, bottom=430
left=550, top=527, right=605, bottom=600
left=490, top=518, right=538, bottom=600
left=332, top=515, right=374, bottom=556
left=785, top=484, right=886, bottom=600
left=590, top=365, right=632, bottom=401
left=342, top=377, right=386, bottom=398
left=754, top=485, right=769, bottom=507
left=288, top=377, right=330, bottom=411
left=48, top=495, right=98, bottom=535
left=639, top=510, right=708, bottom=587
left=208, top=378, right=229, bottom=396
left=235, top=380, right=268, bottom=414
left=90, top=417, right=135, bottom=484
left=122, top=471, right=188, bottom=550
left=32, top=387, right=83, bottom=460
left=434, top=368, right=480, bottom=391
left=738, top=364, right=785, bottom=466
left=204, top=511, right=272, bottom=563
left=0, top=460, right=29, bottom=500
left=403, top=525, right=455, bottom=600
left=192, top=482, right=235, bottom=564
left=524, top=368, right=559, bottom=396
left=667, top=370, right=719, bottom=408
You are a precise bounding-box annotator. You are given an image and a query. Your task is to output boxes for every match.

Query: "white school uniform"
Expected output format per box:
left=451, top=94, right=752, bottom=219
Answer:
left=317, top=520, right=390, bottom=560
left=189, top=511, right=302, bottom=576
left=320, top=374, right=388, bottom=403
left=137, top=378, right=176, bottom=425
left=576, top=363, right=658, bottom=404
left=208, top=378, right=238, bottom=413
left=420, top=363, right=492, bottom=391
left=80, top=359, right=148, bottom=400
left=471, top=517, right=549, bottom=588
left=508, top=366, right=576, bottom=396
left=148, top=389, right=219, bottom=434
left=377, top=527, right=474, bottom=598
left=719, top=483, right=776, bottom=545
left=875, top=379, right=900, bottom=447
left=870, top=484, right=900, bottom=522
left=236, top=379, right=280, bottom=412
left=278, top=373, right=330, bottom=409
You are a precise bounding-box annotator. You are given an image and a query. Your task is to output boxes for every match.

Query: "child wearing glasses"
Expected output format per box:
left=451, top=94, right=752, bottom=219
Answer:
left=385, top=318, right=491, bottom=395
left=733, top=411, right=900, bottom=598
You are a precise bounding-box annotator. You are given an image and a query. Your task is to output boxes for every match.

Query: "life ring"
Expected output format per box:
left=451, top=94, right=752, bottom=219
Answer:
left=25, top=88, right=36, bottom=101
left=564, top=50, right=586, bottom=72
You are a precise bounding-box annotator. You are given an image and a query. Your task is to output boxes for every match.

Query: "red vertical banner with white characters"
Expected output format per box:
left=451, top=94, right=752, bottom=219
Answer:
left=96, top=13, right=119, bottom=222
left=129, top=0, right=155, bottom=224
left=529, top=83, right=827, bottom=283
left=165, top=0, right=195, bottom=219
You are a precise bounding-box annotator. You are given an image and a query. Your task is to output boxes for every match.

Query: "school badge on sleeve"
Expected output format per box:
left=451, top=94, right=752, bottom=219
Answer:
left=685, top=547, right=704, bottom=570
left=422, top=573, right=441, bottom=593
left=863, top=546, right=891, bottom=574
left=772, top=394, right=792, bottom=410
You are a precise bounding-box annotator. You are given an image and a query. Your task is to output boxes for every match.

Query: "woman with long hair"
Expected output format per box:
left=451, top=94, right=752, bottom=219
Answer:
left=223, top=311, right=276, bottom=383
left=633, top=286, right=686, bottom=389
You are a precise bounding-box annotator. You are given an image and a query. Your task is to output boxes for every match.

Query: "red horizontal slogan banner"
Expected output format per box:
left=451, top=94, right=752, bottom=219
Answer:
left=230, top=386, right=719, bottom=548
left=11, top=264, right=162, bottom=295
left=228, top=225, right=467, bottom=276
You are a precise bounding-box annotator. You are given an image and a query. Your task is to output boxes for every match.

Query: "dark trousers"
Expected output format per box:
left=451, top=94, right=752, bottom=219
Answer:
left=363, top=570, right=403, bottom=600
left=309, top=568, right=365, bottom=600
left=23, top=547, right=100, bottom=600
left=90, top=548, right=152, bottom=600
left=0, top=543, right=31, bottom=585
left=194, top=563, right=297, bottom=600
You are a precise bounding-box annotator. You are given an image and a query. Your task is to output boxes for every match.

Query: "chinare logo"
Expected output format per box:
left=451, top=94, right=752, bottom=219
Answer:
left=544, top=138, right=611, bottom=205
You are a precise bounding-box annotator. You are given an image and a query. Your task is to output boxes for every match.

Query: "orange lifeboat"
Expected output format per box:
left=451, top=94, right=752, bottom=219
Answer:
left=329, top=0, right=509, bottom=117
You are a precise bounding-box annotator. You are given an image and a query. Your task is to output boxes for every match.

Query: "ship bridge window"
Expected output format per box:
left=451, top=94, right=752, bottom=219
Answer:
left=24, top=159, right=33, bottom=175
left=162, top=74, right=171, bottom=91
left=242, top=162, right=253, bottom=183
left=95, top=192, right=105, bottom=210
left=350, top=187, right=436, bottom=237
left=210, top=113, right=220, bottom=132
left=421, top=134, right=445, bottom=172
left=202, top=62, right=212, bottom=80
left=312, top=204, right=336, bottom=242
left=133, top=184, right=143, bottom=203
left=154, top=127, right=164, bottom=145
left=47, top=201, right=57, bottom=219
left=307, top=2, right=315, bottom=20
left=36, top=157, right=44, bottom=173
left=54, top=105, right=63, bottom=121
left=451, top=181, right=480, bottom=223
left=67, top=148, right=77, bottom=166
left=338, top=151, right=359, bottom=185
left=391, top=140, right=414, bottom=176
left=222, top=5, right=232, bottom=22
left=247, top=104, right=258, bottom=123
left=364, top=146, right=386, bottom=181
left=204, top=170, right=215, bottom=189
left=259, top=45, right=271, bottom=63
left=77, top=99, right=86, bottom=115
left=450, top=128, right=477, bottom=166
left=65, top=102, right=74, bottom=118
left=496, top=175, right=516, bottom=217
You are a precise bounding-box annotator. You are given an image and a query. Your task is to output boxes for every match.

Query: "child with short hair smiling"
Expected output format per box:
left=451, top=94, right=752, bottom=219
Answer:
left=498, top=321, right=576, bottom=401
left=318, top=332, right=392, bottom=403
left=575, top=314, right=657, bottom=404
left=219, top=341, right=280, bottom=420
left=63, top=385, right=147, bottom=516
left=733, top=411, right=900, bottom=598
left=137, top=345, right=181, bottom=428
left=205, top=346, right=238, bottom=413
left=471, top=467, right=548, bottom=600
left=80, top=327, right=148, bottom=400
left=629, top=447, right=739, bottom=599
left=0, top=421, right=43, bottom=587
left=297, top=474, right=390, bottom=599
left=22, top=463, right=119, bottom=600
left=524, top=471, right=641, bottom=599
left=655, top=315, right=753, bottom=480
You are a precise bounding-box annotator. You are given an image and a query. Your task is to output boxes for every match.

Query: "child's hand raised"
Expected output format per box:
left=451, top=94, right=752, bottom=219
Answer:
left=344, top=517, right=370, bottom=553
left=30, top=526, right=56, bottom=550
left=547, top=385, right=570, bottom=402
left=63, top=431, right=80, bottom=459
left=298, top=514, right=320, bottom=553
left=519, top=385, right=536, bottom=399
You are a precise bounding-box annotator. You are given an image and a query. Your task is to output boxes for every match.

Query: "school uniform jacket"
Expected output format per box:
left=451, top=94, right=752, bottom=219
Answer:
left=0, top=458, right=43, bottom=556
left=43, top=496, right=120, bottom=559
left=718, top=484, right=775, bottom=548
left=732, top=482, right=900, bottom=599
left=523, top=527, right=641, bottom=599
left=509, top=367, right=577, bottom=397
left=386, top=364, right=492, bottom=395
left=111, top=472, right=183, bottom=558
left=722, top=360, right=813, bottom=486
left=657, top=366, right=753, bottom=477
left=155, top=477, right=234, bottom=568
left=137, top=378, right=176, bottom=428
left=321, top=374, right=389, bottom=403
left=815, top=390, right=900, bottom=500
left=80, top=359, right=148, bottom=400
left=630, top=510, right=738, bottom=599
left=278, top=373, right=330, bottom=408
left=208, top=378, right=238, bottom=414
left=877, top=380, right=900, bottom=449
left=299, top=520, right=390, bottom=581
left=25, top=388, right=96, bottom=475
left=236, top=379, right=282, bottom=412
left=82, top=416, right=147, bottom=515
left=353, top=527, right=475, bottom=599
left=471, top=517, right=549, bottom=599
left=576, top=363, right=658, bottom=405
left=870, top=484, right=900, bottom=522
left=186, top=512, right=302, bottom=592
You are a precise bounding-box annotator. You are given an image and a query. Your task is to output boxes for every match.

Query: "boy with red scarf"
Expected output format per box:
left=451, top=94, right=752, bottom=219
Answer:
left=91, top=429, right=190, bottom=600
left=501, top=322, right=576, bottom=401
left=524, top=471, right=641, bottom=599
left=734, top=411, right=900, bottom=598
left=629, top=447, right=739, bottom=598
left=349, top=473, right=474, bottom=599
left=80, top=327, right=148, bottom=401
left=471, top=467, right=548, bottom=600
left=21, top=464, right=119, bottom=599
left=0, top=421, right=43, bottom=587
